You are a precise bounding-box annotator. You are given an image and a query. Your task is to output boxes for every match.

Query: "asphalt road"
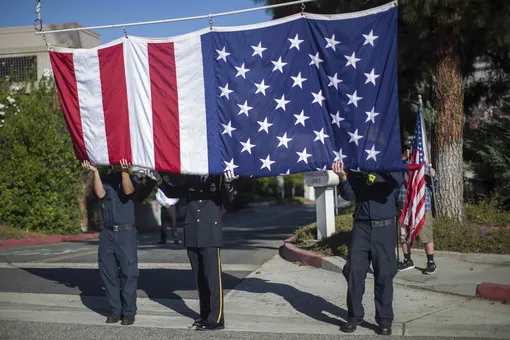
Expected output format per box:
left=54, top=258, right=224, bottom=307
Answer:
left=0, top=320, right=497, bottom=340
left=0, top=204, right=316, bottom=300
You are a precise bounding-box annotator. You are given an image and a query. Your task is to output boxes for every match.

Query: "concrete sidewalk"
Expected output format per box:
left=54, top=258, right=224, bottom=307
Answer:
left=321, top=249, right=510, bottom=299
left=0, top=255, right=509, bottom=338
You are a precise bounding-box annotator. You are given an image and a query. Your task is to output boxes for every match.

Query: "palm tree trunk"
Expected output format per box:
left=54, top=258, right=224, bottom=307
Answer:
left=431, top=8, right=464, bottom=221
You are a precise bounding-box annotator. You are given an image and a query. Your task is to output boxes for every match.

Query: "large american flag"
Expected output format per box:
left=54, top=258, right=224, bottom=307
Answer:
left=49, top=1, right=405, bottom=176
left=399, top=103, right=428, bottom=246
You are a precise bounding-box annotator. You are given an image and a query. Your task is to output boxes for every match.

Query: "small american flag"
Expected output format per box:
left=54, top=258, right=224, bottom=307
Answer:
left=399, top=103, right=429, bottom=246
left=49, top=1, right=405, bottom=176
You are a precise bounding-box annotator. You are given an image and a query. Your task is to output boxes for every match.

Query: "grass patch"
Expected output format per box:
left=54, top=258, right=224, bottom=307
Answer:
left=0, top=224, right=49, bottom=240
left=292, top=198, right=510, bottom=255
left=294, top=206, right=354, bottom=256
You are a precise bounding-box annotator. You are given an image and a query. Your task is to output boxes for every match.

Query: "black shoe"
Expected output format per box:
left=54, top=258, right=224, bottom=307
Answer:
left=191, top=318, right=206, bottom=328
left=121, top=315, right=135, bottom=325
left=341, top=318, right=363, bottom=333
left=105, top=315, right=121, bottom=323
left=379, top=324, right=392, bottom=335
left=195, top=322, right=225, bottom=331
left=397, top=258, right=415, bottom=272
left=424, top=261, right=437, bottom=275
left=173, top=239, right=181, bottom=245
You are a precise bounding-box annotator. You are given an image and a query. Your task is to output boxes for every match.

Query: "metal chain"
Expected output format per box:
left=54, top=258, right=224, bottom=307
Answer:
left=34, top=0, right=52, bottom=50
left=209, top=14, right=213, bottom=30
left=123, top=26, right=128, bottom=38
left=34, top=0, right=42, bottom=31
left=301, top=1, right=306, bottom=16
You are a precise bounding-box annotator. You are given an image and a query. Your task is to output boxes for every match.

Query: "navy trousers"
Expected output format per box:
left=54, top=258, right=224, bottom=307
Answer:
left=98, top=226, right=139, bottom=317
left=187, top=247, right=224, bottom=325
left=343, top=220, right=398, bottom=326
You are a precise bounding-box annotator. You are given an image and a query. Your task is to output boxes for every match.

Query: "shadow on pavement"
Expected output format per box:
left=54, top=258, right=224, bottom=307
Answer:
left=21, top=268, right=243, bottom=320
left=235, top=277, right=378, bottom=332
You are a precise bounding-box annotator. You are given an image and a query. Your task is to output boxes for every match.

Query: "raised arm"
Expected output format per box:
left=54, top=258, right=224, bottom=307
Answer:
left=120, top=159, right=136, bottom=196
left=82, top=160, right=106, bottom=199
left=331, top=161, right=355, bottom=201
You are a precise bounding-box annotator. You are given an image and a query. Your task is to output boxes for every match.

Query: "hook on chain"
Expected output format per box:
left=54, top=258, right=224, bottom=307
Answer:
left=301, top=2, right=306, bottom=16
left=123, top=26, right=128, bottom=39
left=209, top=14, right=213, bottom=30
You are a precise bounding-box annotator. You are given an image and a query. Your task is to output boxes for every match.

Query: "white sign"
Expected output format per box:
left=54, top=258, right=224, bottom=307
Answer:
left=304, top=170, right=339, bottom=187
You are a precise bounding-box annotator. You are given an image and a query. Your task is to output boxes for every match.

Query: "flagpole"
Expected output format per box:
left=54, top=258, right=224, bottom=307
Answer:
left=419, top=95, right=439, bottom=220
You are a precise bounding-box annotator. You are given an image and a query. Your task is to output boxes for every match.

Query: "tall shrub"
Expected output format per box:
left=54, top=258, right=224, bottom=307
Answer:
left=0, top=77, right=86, bottom=234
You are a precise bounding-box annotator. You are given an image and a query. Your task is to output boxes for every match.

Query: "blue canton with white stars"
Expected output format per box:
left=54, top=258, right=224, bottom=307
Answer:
left=206, top=5, right=404, bottom=177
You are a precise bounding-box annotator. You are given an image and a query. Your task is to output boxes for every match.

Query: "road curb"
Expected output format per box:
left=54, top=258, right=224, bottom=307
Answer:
left=476, top=282, right=510, bottom=302
left=0, top=225, right=165, bottom=248
left=280, top=236, right=323, bottom=268
left=279, top=236, right=508, bottom=302
left=0, top=232, right=100, bottom=248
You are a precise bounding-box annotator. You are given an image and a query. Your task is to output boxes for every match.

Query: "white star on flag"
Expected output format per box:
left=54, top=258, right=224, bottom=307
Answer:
left=254, top=79, right=270, bottom=96
left=330, top=111, right=345, bottom=128
left=312, top=90, right=326, bottom=106
left=348, top=129, right=364, bottom=146
left=363, top=30, right=378, bottom=46
left=313, top=128, right=330, bottom=144
left=333, top=148, right=347, bottom=161
left=240, top=138, right=256, bottom=154
left=309, top=52, right=324, bottom=69
left=277, top=132, right=293, bottom=148
left=325, top=34, right=340, bottom=51
left=275, top=94, right=290, bottom=111
left=238, top=100, right=253, bottom=117
left=365, top=107, right=380, bottom=124
left=364, top=68, right=380, bottom=86
left=260, top=155, right=276, bottom=171
left=272, top=57, right=287, bottom=73
left=219, top=83, right=233, bottom=99
left=224, top=159, right=239, bottom=173
left=291, top=72, right=307, bottom=88
left=365, top=145, right=381, bottom=161
left=216, top=46, right=230, bottom=62
left=296, top=148, right=312, bottom=164
left=346, top=90, right=362, bottom=107
left=235, top=63, right=250, bottom=79
left=221, top=121, right=236, bottom=137
left=251, top=42, right=267, bottom=58
left=345, top=52, right=361, bottom=69
left=257, top=117, right=273, bottom=133
left=294, top=110, right=310, bottom=126
left=288, top=33, right=304, bottom=50
left=328, top=73, right=342, bottom=89
left=280, top=169, right=291, bottom=175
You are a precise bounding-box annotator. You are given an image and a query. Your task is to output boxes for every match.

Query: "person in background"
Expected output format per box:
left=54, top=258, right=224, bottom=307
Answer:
left=332, top=160, right=403, bottom=336
left=82, top=159, right=140, bottom=326
left=397, top=143, right=439, bottom=274
left=147, top=170, right=237, bottom=331
left=155, top=187, right=180, bottom=244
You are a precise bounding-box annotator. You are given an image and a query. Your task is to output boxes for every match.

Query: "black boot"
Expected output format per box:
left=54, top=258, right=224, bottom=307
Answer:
left=341, top=318, right=363, bottom=333
left=105, top=314, right=121, bottom=323
left=121, top=315, right=135, bottom=325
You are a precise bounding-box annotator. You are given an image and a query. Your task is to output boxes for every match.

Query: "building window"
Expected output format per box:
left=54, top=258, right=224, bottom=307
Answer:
left=0, top=56, right=38, bottom=82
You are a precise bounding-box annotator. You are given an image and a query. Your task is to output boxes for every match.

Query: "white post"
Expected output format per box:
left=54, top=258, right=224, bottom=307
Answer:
left=314, top=186, right=336, bottom=239
left=304, top=170, right=340, bottom=240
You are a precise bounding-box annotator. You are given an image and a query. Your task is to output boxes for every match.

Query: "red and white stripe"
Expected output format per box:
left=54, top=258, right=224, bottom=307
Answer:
left=50, top=37, right=208, bottom=174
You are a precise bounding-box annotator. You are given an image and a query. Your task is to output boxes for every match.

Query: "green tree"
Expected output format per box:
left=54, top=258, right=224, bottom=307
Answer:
left=254, top=0, right=510, bottom=221
left=0, top=77, right=87, bottom=233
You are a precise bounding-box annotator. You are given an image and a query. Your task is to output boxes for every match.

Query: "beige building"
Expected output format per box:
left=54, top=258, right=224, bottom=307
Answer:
left=0, top=23, right=100, bottom=82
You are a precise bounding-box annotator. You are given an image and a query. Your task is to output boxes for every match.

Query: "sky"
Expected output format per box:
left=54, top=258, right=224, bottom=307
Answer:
left=0, top=0, right=272, bottom=44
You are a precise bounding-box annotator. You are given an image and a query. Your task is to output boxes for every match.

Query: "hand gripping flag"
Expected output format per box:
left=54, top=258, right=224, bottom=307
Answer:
left=49, top=1, right=406, bottom=176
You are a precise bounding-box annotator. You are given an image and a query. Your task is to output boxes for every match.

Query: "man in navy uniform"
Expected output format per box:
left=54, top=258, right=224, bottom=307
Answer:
left=332, top=160, right=403, bottom=336
left=82, top=159, right=140, bottom=326
left=148, top=170, right=236, bottom=331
